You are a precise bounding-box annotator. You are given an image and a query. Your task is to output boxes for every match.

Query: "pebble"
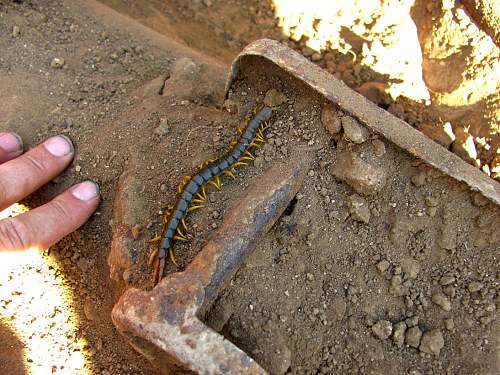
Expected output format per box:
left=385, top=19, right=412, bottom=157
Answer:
left=419, top=329, right=444, bottom=356
left=131, top=224, right=141, bottom=240
left=12, top=25, right=20, bottom=37
left=83, top=298, right=98, bottom=321
left=264, top=89, right=287, bottom=107
left=376, top=260, right=390, bottom=274
left=471, top=192, right=488, bottom=207
left=306, top=273, right=314, bottom=281
left=468, top=281, right=483, bottom=293
left=400, top=258, right=420, bottom=279
left=341, top=116, right=369, bottom=144
left=405, top=326, right=422, bottom=348
left=372, top=139, right=386, bottom=157
left=330, top=297, right=347, bottom=321
left=444, top=318, right=454, bottom=331
left=372, top=320, right=392, bottom=340
left=348, top=194, right=370, bottom=223
left=321, top=105, right=341, bottom=135
left=411, top=171, right=426, bottom=187
left=432, top=291, right=451, bottom=311
left=51, top=57, right=65, bottom=69
left=154, top=119, right=170, bottom=136
left=392, top=321, right=407, bottom=347
left=439, top=275, right=455, bottom=286
left=331, top=151, right=386, bottom=195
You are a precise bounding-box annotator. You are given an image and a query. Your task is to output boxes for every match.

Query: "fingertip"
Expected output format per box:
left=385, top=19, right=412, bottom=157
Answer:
left=0, top=132, right=23, bottom=156
left=43, top=135, right=74, bottom=157
left=71, top=181, right=100, bottom=202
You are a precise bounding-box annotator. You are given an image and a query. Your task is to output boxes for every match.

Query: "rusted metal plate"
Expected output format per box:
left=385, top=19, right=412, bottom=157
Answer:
left=112, top=151, right=312, bottom=374
left=226, top=39, right=500, bottom=205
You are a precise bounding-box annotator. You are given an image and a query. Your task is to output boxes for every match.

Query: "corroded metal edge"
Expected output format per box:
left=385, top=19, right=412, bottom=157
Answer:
left=225, top=39, right=500, bottom=206
left=112, top=152, right=312, bottom=374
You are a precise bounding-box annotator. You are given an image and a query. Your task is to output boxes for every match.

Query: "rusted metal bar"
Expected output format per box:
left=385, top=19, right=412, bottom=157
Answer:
left=112, top=151, right=312, bottom=374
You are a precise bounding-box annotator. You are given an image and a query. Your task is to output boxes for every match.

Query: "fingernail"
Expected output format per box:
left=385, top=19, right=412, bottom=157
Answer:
left=71, top=181, right=100, bottom=201
left=0, top=132, right=23, bottom=154
left=44, top=135, right=74, bottom=157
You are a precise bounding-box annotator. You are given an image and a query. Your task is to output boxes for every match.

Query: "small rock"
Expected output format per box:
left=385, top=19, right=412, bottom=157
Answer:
left=470, top=192, right=488, bottom=207
left=223, top=99, right=238, bottom=113
left=83, top=299, right=98, bottom=321
left=51, top=57, right=65, bottom=69
left=468, top=281, right=483, bottom=293
left=401, top=258, right=420, bottom=279
left=348, top=194, right=370, bottom=223
left=331, top=151, right=386, bottom=195
left=75, top=165, right=82, bottom=173
left=306, top=273, right=314, bottom=281
left=417, top=122, right=455, bottom=148
left=264, top=89, right=287, bottom=107
left=444, top=318, right=454, bottom=331
left=321, top=105, right=341, bottom=135
left=376, top=260, right=390, bottom=273
left=405, top=316, right=419, bottom=327
left=419, top=329, right=444, bottom=356
left=372, top=320, right=393, bottom=340
left=432, top=291, right=451, bottom=311
left=372, top=139, right=386, bottom=157
left=154, top=119, right=170, bottom=136
left=439, top=275, right=455, bottom=286
left=405, top=326, right=422, bottom=348
left=330, top=297, right=347, bottom=321
left=392, top=321, right=407, bottom=347
left=411, top=171, right=426, bottom=187
left=341, top=116, right=369, bottom=144
left=131, top=224, right=141, bottom=240
left=12, top=25, right=20, bottom=37
left=160, top=184, right=167, bottom=192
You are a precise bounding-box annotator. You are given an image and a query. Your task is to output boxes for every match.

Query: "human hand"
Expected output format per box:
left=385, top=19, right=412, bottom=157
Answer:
left=0, top=133, right=100, bottom=251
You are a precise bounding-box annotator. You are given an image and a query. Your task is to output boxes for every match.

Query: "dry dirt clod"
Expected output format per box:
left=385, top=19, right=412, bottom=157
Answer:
left=392, top=321, right=407, bottom=348
left=372, top=320, right=393, bottom=340
left=372, top=139, right=386, bottom=157
left=376, top=260, right=390, bottom=273
left=154, top=119, right=170, bottom=136
left=348, top=194, right=371, bottom=223
left=12, top=25, right=20, bottom=37
left=51, top=57, right=65, bottom=69
left=331, top=151, right=386, bottom=195
left=400, top=258, right=420, bottom=279
left=264, top=89, right=287, bottom=107
left=411, top=171, right=427, bottom=187
left=419, top=329, right=444, bottom=356
left=432, top=291, right=452, bottom=311
left=468, top=281, right=483, bottom=293
left=341, top=116, right=369, bottom=144
left=405, top=326, right=423, bottom=348
left=321, top=104, right=341, bottom=135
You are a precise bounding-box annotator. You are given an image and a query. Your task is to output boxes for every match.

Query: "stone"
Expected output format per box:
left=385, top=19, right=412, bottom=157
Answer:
left=376, top=260, right=390, bottom=273
left=348, top=194, right=371, bottom=223
left=439, top=275, right=455, bottom=286
left=419, top=329, right=444, bottom=356
left=432, top=291, right=451, bottom=311
left=51, top=57, right=65, bottom=69
left=264, top=89, right=287, bottom=107
left=83, top=298, right=98, bottom=321
left=330, top=297, right=347, bottom=321
left=444, top=318, right=454, bottom=331
left=372, top=320, right=392, bottom=340
left=400, top=258, right=420, bottom=279
left=468, top=281, right=483, bottom=293
left=372, top=139, right=386, bottom=157
left=331, top=151, right=387, bottom=195
left=411, top=171, right=426, bottom=187
left=321, top=105, right=341, bottom=135
left=392, top=321, right=407, bottom=348
left=341, top=116, right=369, bottom=144
left=405, top=326, right=422, bottom=348
left=417, top=122, right=455, bottom=148
left=154, top=119, right=170, bottom=136
left=12, top=25, right=20, bottom=37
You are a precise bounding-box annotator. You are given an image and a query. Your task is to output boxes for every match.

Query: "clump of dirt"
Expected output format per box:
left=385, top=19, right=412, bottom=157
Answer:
left=205, top=58, right=500, bottom=374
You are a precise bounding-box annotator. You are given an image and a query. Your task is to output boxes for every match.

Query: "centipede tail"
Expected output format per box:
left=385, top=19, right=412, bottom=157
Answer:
left=152, top=106, right=273, bottom=284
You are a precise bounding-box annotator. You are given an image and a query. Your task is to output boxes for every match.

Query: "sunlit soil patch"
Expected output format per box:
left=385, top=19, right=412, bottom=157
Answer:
left=0, top=204, right=90, bottom=374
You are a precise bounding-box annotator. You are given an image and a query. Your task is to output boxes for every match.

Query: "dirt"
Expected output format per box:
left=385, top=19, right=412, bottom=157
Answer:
left=0, top=0, right=498, bottom=375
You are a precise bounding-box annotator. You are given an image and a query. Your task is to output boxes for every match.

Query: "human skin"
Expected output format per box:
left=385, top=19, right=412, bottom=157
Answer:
left=0, top=132, right=99, bottom=251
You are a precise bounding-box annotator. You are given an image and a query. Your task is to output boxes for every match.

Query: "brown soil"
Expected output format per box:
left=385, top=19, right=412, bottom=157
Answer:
left=0, top=1, right=498, bottom=375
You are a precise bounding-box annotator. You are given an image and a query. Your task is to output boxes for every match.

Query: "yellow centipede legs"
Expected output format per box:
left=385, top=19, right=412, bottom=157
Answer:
left=187, top=204, right=205, bottom=213
left=178, top=175, right=192, bottom=193
left=169, top=248, right=178, bottom=267
left=208, top=175, right=222, bottom=190
left=181, top=218, right=188, bottom=232
left=223, top=169, right=236, bottom=179
left=232, top=161, right=247, bottom=168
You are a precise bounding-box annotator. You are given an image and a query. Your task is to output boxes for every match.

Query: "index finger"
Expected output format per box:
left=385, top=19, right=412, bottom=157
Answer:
left=0, top=135, right=74, bottom=212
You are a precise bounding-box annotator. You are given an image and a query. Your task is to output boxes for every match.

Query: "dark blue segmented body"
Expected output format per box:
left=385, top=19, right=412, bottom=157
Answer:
left=155, top=106, right=273, bottom=282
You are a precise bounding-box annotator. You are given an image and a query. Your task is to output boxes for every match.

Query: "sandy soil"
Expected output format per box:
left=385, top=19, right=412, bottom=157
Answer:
left=0, top=1, right=498, bottom=375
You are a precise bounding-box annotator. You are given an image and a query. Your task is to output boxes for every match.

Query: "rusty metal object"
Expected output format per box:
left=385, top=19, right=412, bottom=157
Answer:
left=112, top=152, right=312, bottom=374
left=225, top=39, right=500, bottom=205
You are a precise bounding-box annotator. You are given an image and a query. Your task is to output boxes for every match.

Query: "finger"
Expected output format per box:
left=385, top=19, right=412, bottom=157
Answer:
left=0, top=181, right=100, bottom=251
left=0, top=135, right=74, bottom=211
left=0, top=132, right=24, bottom=164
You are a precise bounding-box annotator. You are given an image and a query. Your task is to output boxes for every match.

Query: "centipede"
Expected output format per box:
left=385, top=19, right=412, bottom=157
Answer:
left=150, top=106, right=273, bottom=284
